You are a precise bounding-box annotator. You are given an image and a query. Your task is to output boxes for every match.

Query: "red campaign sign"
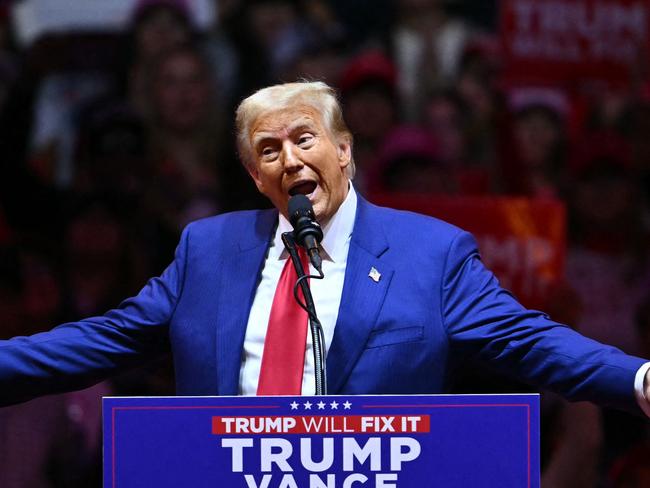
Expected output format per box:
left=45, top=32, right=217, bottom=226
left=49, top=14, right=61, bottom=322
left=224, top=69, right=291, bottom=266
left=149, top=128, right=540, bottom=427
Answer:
left=212, top=415, right=431, bottom=435
left=369, top=194, right=566, bottom=309
left=500, top=0, right=650, bottom=85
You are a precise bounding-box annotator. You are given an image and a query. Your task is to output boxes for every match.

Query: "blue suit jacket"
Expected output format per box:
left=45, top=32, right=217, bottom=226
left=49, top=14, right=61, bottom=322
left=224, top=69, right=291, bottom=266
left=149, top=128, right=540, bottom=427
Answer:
left=1, top=197, right=646, bottom=411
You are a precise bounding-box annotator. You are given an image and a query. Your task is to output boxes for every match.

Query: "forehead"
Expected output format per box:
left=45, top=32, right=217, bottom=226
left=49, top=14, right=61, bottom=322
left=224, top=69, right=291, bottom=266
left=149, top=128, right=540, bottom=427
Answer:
left=249, top=104, right=325, bottom=141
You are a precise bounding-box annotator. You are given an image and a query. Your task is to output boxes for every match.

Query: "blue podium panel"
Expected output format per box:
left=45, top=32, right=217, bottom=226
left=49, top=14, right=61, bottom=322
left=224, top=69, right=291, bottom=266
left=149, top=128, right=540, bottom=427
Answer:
left=104, top=394, right=539, bottom=488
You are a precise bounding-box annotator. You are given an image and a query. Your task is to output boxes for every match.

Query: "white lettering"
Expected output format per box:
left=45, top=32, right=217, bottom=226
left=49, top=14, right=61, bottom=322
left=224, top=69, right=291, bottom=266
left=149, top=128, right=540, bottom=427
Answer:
left=342, top=474, right=368, bottom=488
left=390, top=438, right=421, bottom=471
left=244, top=474, right=272, bottom=488
left=302, top=417, right=324, bottom=432
left=261, top=439, right=293, bottom=472
left=376, top=474, right=399, bottom=488
left=380, top=417, right=395, bottom=432
left=221, top=438, right=253, bottom=472
left=300, top=438, right=334, bottom=472
left=343, top=438, right=381, bottom=472
left=220, top=417, right=236, bottom=433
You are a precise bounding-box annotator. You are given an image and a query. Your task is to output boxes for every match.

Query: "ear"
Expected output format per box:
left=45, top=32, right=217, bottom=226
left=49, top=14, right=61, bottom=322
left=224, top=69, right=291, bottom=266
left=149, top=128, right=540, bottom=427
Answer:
left=337, top=139, right=352, bottom=171
left=246, top=163, right=265, bottom=194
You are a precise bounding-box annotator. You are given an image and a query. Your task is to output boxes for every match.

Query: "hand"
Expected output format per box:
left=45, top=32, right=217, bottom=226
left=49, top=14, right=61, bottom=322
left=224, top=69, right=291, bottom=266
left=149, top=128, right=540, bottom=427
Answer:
left=646, top=369, right=650, bottom=402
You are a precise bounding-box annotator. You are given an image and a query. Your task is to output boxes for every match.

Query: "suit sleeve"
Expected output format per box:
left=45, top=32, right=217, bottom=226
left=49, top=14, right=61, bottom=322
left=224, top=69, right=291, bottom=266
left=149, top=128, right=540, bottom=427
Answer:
left=0, top=224, right=191, bottom=407
left=441, top=230, right=647, bottom=414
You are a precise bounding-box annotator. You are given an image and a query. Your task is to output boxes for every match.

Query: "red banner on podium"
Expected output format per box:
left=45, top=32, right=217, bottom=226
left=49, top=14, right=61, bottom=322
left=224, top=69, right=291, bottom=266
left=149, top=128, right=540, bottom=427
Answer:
left=212, top=415, right=432, bottom=435
left=500, top=0, right=650, bottom=86
left=370, top=194, right=566, bottom=309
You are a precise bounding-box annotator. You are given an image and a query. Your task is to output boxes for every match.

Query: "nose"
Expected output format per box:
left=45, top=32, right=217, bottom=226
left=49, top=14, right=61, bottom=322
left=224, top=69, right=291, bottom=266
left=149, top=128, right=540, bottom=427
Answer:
left=281, top=141, right=303, bottom=173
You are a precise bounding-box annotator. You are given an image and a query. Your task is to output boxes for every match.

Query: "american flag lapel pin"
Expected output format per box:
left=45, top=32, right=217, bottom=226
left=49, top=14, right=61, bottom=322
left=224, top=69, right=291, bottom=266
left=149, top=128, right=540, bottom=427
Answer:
left=368, top=267, right=381, bottom=283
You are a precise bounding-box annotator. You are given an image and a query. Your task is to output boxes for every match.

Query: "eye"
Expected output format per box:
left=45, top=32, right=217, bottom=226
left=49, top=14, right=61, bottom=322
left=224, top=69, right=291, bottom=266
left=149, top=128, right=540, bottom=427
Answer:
left=260, top=146, right=279, bottom=160
left=297, top=133, right=315, bottom=147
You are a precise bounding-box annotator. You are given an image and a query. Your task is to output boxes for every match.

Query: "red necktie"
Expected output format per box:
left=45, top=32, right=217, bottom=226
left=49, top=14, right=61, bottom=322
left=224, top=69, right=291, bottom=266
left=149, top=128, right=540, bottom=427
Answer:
left=257, top=248, right=310, bottom=395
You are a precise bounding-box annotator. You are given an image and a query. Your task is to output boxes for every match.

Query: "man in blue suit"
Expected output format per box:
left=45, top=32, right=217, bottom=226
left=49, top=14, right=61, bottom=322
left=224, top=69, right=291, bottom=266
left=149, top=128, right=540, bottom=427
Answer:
left=1, top=82, right=649, bottom=415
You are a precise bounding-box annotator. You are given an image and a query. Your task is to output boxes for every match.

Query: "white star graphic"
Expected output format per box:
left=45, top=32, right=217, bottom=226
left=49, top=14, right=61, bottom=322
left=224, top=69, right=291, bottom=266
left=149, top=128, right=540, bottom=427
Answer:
left=330, top=401, right=339, bottom=410
left=289, top=401, right=299, bottom=410
left=343, top=401, right=352, bottom=410
left=303, top=401, right=312, bottom=410
left=317, top=401, right=326, bottom=410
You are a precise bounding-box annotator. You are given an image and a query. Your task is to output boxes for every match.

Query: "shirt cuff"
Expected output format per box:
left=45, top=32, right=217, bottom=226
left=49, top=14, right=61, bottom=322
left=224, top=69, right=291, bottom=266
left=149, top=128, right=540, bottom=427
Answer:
left=634, top=362, right=650, bottom=417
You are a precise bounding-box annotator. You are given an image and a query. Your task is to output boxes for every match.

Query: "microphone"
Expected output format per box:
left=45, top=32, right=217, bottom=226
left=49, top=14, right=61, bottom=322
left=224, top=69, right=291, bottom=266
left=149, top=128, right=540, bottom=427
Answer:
left=288, top=194, right=323, bottom=273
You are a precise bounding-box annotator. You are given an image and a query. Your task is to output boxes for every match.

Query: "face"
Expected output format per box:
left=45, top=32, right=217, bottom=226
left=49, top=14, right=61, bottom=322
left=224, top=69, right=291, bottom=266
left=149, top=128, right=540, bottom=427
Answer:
left=426, top=98, right=464, bottom=164
left=514, top=110, right=560, bottom=168
left=154, top=52, right=211, bottom=133
left=247, top=105, right=351, bottom=223
left=345, top=87, right=395, bottom=141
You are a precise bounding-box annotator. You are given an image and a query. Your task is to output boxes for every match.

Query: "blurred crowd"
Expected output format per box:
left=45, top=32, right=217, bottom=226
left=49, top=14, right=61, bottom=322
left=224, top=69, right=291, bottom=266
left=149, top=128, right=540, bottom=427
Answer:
left=0, top=0, right=650, bottom=486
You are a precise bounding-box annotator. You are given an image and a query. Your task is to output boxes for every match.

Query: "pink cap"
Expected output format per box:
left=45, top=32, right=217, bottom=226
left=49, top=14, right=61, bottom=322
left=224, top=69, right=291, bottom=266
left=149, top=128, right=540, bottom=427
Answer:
left=508, top=86, right=570, bottom=118
left=367, top=126, right=442, bottom=192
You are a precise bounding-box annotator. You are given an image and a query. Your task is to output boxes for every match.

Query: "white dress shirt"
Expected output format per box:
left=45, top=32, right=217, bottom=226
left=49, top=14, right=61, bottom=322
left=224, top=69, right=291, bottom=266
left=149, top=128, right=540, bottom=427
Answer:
left=634, top=363, right=650, bottom=416
left=237, top=184, right=650, bottom=414
left=239, top=184, right=357, bottom=395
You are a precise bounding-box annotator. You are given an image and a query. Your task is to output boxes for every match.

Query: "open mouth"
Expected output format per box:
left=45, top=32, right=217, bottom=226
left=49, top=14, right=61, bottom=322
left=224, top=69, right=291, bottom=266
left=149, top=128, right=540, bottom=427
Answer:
left=288, top=181, right=317, bottom=196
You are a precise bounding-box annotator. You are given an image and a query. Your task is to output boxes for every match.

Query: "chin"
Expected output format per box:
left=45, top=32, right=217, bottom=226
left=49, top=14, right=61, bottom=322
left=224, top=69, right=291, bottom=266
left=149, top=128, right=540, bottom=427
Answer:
left=314, top=208, right=331, bottom=224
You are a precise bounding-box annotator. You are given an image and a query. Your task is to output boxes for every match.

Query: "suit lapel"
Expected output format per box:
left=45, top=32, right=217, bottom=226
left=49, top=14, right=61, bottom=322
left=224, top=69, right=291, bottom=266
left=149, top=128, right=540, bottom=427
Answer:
left=327, top=197, right=393, bottom=393
left=215, top=209, right=277, bottom=395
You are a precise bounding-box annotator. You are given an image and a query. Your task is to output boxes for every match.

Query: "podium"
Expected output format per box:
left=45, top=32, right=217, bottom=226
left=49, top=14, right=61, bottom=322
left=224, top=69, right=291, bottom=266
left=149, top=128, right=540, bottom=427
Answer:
left=104, top=394, right=539, bottom=487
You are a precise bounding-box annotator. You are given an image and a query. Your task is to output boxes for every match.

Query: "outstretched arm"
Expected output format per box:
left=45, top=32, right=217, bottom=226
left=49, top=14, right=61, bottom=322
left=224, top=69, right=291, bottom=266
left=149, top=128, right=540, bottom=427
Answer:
left=442, top=230, right=648, bottom=415
left=0, top=224, right=191, bottom=407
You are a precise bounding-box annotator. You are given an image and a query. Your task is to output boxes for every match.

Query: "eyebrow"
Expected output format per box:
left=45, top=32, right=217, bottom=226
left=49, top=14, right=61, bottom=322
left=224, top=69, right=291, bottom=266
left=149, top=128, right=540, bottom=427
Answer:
left=252, top=117, right=319, bottom=148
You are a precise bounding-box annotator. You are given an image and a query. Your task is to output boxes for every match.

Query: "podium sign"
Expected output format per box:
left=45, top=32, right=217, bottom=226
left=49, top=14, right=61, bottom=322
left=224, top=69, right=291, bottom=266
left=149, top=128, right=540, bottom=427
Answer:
left=104, top=394, right=540, bottom=487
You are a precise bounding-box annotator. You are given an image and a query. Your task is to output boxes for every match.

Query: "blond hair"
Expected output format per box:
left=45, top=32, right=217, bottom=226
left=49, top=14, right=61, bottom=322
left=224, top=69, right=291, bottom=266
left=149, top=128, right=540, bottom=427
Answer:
left=235, top=81, right=355, bottom=178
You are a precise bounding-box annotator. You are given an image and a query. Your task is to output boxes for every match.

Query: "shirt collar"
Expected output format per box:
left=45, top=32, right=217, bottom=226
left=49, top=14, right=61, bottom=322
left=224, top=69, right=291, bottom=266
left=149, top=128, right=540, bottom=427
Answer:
left=271, top=182, right=357, bottom=262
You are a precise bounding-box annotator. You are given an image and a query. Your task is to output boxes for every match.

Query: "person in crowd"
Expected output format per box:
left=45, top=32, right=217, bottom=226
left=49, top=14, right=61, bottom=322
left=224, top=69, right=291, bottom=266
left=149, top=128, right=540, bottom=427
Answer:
left=366, top=125, right=455, bottom=195
left=74, top=107, right=149, bottom=201
left=225, top=0, right=308, bottom=97
left=454, top=36, right=506, bottom=189
left=280, top=34, right=348, bottom=91
left=140, top=44, right=223, bottom=238
left=501, top=88, right=570, bottom=198
left=391, top=0, right=474, bottom=120
left=123, top=0, right=196, bottom=118
left=200, top=0, right=240, bottom=108
left=422, top=89, right=491, bottom=194
left=62, top=200, right=145, bottom=319
left=565, top=132, right=650, bottom=357
left=338, top=50, right=399, bottom=191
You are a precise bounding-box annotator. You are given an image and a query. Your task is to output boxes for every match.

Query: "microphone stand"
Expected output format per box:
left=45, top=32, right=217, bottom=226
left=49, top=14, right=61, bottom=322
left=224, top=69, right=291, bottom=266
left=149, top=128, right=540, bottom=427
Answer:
left=281, top=232, right=327, bottom=396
